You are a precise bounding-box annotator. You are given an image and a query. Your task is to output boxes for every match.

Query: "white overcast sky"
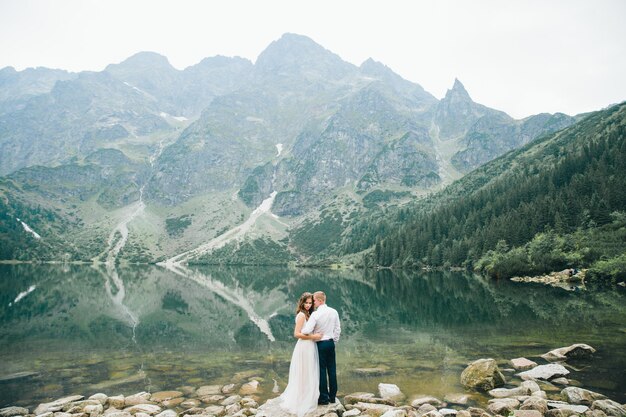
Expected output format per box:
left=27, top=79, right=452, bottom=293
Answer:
left=1, top=0, right=625, bottom=119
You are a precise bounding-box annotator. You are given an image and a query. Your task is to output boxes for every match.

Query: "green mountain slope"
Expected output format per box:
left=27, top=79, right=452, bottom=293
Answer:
left=358, top=102, right=626, bottom=274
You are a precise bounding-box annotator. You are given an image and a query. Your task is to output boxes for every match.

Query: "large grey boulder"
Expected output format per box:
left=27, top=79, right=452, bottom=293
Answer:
left=460, top=359, right=506, bottom=391
left=561, top=387, right=606, bottom=405
left=541, top=344, right=596, bottom=361
left=592, top=399, right=626, bottom=417
left=517, top=364, right=569, bottom=380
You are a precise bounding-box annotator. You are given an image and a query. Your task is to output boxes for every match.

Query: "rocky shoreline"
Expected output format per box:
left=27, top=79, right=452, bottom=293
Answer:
left=511, top=269, right=587, bottom=290
left=1, top=344, right=625, bottom=417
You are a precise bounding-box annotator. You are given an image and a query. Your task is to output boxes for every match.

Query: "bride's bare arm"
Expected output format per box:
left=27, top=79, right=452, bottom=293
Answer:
left=294, top=313, right=322, bottom=340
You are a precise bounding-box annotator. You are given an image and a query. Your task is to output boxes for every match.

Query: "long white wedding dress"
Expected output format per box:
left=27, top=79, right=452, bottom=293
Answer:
left=279, top=312, right=320, bottom=417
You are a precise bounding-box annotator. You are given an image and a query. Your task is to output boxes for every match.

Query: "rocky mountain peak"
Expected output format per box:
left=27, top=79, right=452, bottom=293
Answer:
left=105, top=51, right=176, bottom=74
left=254, top=33, right=356, bottom=81
left=359, top=58, right=388, bottom=74
left=445, top=78, right=472, bottom=102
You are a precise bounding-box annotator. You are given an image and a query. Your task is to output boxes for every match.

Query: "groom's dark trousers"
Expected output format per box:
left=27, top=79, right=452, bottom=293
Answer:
left=316, top=340, right=337, bottom=403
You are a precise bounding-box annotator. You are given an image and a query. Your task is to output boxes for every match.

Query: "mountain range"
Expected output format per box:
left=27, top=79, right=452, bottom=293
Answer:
left=0, top=33, right=597, bottom=264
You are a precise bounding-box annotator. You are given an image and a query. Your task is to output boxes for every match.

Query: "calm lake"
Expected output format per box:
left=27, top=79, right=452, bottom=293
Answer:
left=1, top=264, right=625, bottom=408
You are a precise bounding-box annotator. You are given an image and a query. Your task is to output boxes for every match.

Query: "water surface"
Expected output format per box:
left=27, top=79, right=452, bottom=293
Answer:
left=1, top=264, right=625, bottom=407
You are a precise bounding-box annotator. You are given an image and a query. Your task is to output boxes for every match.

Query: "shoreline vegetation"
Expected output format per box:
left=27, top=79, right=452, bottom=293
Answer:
left=2, top=344, right=625, bottom=417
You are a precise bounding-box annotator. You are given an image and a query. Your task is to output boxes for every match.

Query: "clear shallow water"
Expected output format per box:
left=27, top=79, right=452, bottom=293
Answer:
left=1, top=264, right=625, bottom=408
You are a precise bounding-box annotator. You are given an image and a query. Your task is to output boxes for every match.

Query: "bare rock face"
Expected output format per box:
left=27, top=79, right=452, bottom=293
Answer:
left=460, top=359, right=506, bottom=391
left=541, top=344, right=596, bottom=361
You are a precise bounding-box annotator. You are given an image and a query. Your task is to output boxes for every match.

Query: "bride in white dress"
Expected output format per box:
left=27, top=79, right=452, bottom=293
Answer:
left=279, top=292, right=323, bottom=417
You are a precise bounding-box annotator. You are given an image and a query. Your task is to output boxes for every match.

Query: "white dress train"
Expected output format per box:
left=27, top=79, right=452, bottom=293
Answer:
left=279, top=312, right=320, bottom=417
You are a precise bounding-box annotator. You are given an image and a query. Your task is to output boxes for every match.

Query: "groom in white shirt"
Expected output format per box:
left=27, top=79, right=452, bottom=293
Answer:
left=301, top=291, right=341, bottom=405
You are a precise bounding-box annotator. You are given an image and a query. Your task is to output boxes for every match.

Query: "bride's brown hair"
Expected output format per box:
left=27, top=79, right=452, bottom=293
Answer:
left=296, top=292, right=314, bottom=319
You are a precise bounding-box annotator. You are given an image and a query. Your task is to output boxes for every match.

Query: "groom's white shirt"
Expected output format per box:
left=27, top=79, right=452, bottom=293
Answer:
left=301, top=304, right=341, bottom=342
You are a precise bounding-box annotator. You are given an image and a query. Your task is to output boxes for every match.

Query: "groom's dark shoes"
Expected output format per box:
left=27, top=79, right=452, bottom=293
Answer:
left=317, top=400, right=329, bottom=405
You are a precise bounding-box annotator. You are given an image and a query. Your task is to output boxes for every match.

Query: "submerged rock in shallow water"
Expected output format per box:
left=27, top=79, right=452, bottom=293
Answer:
left=542, top=344, right=596, bottom=361
left=460, top=358, right=506, bottom=391
left=239, top=380, right=260, bottom=395
left=35, top=395, right=85, bottom=415
left=410, top=397, right=445, bottom=408
left=0, top=371, right=39, bottom=382
left=0, top=407, right=30, bottom=417
left=443, top=394, right=470, bottom=405
left=150, top=391, right=183, bottom=403
left=378, top=383, right=404, bottom=402
left=351, top=367, right=392, bottom=377
left=196, top=385, right=222, bottom=397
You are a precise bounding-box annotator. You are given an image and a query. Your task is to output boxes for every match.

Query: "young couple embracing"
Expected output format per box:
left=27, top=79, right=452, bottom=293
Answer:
left=279, top=291, right=341, bottom=417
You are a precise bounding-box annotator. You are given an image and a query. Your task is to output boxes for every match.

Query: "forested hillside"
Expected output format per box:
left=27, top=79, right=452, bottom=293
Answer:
left=359, top=102, right=626, bottom=278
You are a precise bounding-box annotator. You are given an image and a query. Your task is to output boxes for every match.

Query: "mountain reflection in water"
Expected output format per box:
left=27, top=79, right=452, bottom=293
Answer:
left=1, top=264, right=625, bottom=407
